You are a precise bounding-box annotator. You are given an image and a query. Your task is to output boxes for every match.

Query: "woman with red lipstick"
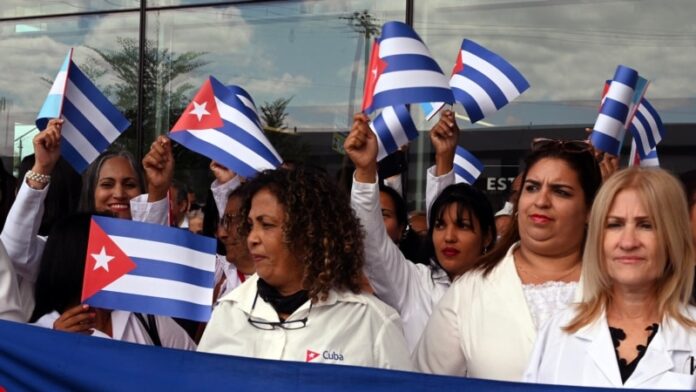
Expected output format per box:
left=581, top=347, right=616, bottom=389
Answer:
left=0, top=119, right=173, bottom=321
left=525, top=167, right=696, bottom=389
left=199, top=166, right=413, bottom=370
left=413, top=138, right=603, bottom=381
left=347, top=110, right=496, bottom=352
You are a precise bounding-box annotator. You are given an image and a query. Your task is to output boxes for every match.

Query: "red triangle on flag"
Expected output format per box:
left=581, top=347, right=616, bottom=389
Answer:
left=81, top=218, right=137, bottom=302
left=171, top=78, right=224, bottom=132
left=361, top=40, right=388, bottom=112
left=305, top=350, right=320, bottom=362
left=452, top=50, right=464, bottom=75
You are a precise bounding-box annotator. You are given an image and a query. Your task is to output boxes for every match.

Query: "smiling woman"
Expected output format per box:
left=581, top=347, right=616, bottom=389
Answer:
left=525, top=167, right=696, bottom=389
left=198, top=166, right=413, bottom=371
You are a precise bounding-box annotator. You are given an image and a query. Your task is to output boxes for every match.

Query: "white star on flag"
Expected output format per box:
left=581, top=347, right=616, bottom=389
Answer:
left=92, top=246, right=115, bottom=272
left=189, top=101, right=210, bottom=121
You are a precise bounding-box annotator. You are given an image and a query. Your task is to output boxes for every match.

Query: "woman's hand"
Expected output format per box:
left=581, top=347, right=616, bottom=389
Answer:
left=430, top=110, right=458, bottom=176
left=53, top=304, right=96, bottom=334
left=344, top=113, right=378, bottom=183
left=143, top=135, right=174, bottom=202
left=210, top=160, right=237, bottom=184
left=29, top=118, right=63, bottom=188
left=585, top=127, right=619, bottom=182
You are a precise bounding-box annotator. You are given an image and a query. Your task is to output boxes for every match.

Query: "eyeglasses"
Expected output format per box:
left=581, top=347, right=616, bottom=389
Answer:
left=247, top=290, right=311, bottom=330
left=530, top=138, right=593, bottom=154
left=220, top=213, right=242, bottom=231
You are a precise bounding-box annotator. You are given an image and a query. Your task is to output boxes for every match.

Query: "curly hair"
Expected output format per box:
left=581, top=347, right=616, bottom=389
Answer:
left=239, top=166, right=365, bottom=301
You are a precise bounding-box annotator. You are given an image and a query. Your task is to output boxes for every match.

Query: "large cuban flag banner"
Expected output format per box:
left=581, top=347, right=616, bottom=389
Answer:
left=362, top=21, right=454, bottom=115
left=82, top=216, right=216, bottom=322
left=454, top=146, right=484, bottom=185
left=170, top=77, right=283, bottom=178
left=36, top=49, right=130, bottom=173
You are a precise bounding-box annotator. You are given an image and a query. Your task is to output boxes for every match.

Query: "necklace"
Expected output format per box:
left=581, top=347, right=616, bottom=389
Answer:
left=514, top=251, right=581, bottom=283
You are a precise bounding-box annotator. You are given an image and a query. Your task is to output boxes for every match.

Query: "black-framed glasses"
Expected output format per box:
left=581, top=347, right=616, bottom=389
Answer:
left=247, top=290, right=311, bottom=330
left=531, top=138, right=593, bottom=154
left=220, top=213, right=242, bottom=231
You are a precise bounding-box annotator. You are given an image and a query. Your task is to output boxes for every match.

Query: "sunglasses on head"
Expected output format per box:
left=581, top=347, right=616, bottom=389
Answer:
left=530, top=138, right=593, bottom=154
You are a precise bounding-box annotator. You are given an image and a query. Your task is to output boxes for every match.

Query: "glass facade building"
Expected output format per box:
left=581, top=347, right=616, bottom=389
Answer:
left=1, top=0, right=694, bottom=210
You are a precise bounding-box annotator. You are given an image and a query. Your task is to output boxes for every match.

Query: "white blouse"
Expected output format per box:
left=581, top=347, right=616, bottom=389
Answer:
left=522, top=280, right=578, bottom=329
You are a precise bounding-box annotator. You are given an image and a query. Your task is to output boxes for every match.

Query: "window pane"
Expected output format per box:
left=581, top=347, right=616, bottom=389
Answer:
left=1, top=1, right=138, bottom=19
left=0, top=13, right=139, bottom=173
left=146, top=0, right=405, bottom=202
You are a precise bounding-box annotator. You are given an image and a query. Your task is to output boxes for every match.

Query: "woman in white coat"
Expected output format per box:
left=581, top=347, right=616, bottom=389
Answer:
left=525, top=167, right=696, bottom=389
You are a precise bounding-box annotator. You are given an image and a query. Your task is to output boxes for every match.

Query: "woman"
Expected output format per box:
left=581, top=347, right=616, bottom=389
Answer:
left=29, top=213, right=195, bottom=349
left=346, top=110, right=496, bottom=351
left=198, top=166, right=413, bottom=371
left=524, top=168, right=696, bottom=389
left=0, top=118, right=172, bottom=320
left=412, top=138, right=603, bottom=381
left=379, top=183, right=428, bottom=265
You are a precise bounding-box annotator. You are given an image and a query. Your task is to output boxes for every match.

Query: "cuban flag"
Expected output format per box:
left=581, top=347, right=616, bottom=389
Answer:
left=36, top=49, right=130, bottom=173
left=369, top=105, right=418, bottom=161
left=590, top=65, right=639, bottom=156
left=81, top=216, right=216, bottom=322
left=362, top=21, right=453, bottom=115
left=170, top=77, right=282, bottom=178
left=628, top=140, right=660, bottom=168
left=446, top=39, right=529, bottom=124
left=629, top=98, right=664, bottom=159
left=454, top=146, right=484, bottom=185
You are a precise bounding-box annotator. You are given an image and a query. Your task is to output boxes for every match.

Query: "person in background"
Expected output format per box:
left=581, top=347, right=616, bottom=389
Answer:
left=199, top=166, right=412, bottom=370
left=525, top=167, right=696, bottom=389
left=169, top=179, right=190, bottom=228
left=347, top=110, right=496, bottom=352
left=187, top=210, right=204, bottom=234
left=408, top=211, right=428, bottom=237
left=379, top=184, right=429, bottom=265
left=413, top=138, right=602, bottom=381
left=494, top=174, right=521, bottom=239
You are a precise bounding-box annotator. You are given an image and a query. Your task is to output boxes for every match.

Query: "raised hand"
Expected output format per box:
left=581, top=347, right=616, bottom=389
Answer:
left=210, top=160, right=237, bottom=184
left=430, top=110, right=458, bottom=176
left=28, top=118, right=63, bottom=189
left=53, top=304, right=96, bottom=334
left=344, top=113, right=378, bottom=183
left=143, top=135, right=174, bottom=202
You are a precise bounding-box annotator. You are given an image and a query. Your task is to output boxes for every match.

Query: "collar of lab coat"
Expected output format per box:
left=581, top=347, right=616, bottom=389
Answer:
left=222, top=274, right=366, bottom=323
left=573, top=308, right=694, bottom=387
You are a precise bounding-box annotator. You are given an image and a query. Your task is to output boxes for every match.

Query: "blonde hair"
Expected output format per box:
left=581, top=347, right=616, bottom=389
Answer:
left=565, top=167, right=696, bottom=332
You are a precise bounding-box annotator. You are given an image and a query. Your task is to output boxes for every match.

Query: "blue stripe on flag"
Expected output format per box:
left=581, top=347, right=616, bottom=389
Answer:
left=217, top=120, right=283, bottom=167
left=600, top=98, right=629, bottom=123
left=459, top=66, right=509, bottom=110
left=613, top=65, right=639, bottom=88
left=630, top=110, right=654, bottom=157
left=454, top=165, right=478, bottom=185
left=169, top=130, right=261, bottom=178
left=382, top=54, right=446, bottom=73
left=129, top=257, right=215, bottom=287
left=394, top=105, right=419, bottom=140
left=86, top=290, right=211, bottom=322
left=60, top=136, right=90, bottom=173
left=92, top=215, right=216, bottom=254
left=68, top=65, right=130, bottom=132
left=371, top=88, right=454, bottom=116
left=371, top=112, right=399, bottom=154
left=36, top=94, right=63, bottom=130
left=462, top=40, right=529, bottom=93
left=380, top=21, right=423, bottom=41
left=454, top=146, right=484, bottom=186
left=62, top=100, right=112, bottom=151
left=590, top=131, right=622, bottom=157
left=452, top=89, right=485, bottom=124
left=227, top=85, right=257, bottom=109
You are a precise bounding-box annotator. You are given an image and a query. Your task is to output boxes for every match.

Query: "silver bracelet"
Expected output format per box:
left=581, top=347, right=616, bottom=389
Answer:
left=26, top=170, right=51, bottom=184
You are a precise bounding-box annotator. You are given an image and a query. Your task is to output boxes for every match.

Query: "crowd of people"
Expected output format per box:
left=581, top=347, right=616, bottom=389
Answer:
left=0, top=111, right=695, bottom=389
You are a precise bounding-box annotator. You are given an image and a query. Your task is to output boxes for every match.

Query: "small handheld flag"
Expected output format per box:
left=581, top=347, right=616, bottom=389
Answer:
left=36, top=49, right=130, bottom=173
left=629, top=98, right=664, bottom=160
left=369, top=105, right=418, bottom=161
left=454, top=146, right=484, bottom=185
left=362, top=21, right=454, bottom=114
left=590, top=65, right=638, bottom=156
left=82, top=216, right=216, bottom=322
left=170, top=77, right=282, bottom=178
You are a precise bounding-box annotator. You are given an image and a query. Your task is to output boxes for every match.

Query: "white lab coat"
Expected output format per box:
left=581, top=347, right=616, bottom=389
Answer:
left=350, top=166, right=454, bottom=352
left=0, top=241, right=23, bottom=322
left=412, top=244, right=583, bottom=381
left=524, top=306, right=696, bottom=389
left=198, top=274, right=413, bottom=371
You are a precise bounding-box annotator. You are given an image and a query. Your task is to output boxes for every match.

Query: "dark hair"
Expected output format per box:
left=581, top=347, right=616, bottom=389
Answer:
left=240, top=166, right=364, bottom=301
left=425, top=183, right=497, bottom=272
left=170, top=179, right=189, bottom=204
left=475, top=142, right=602, bottom=276
left=378, top=183, right=407, bottom=231
left=679, top=169, right=696, bottom=209
left=77, top=151, right=145, bottom=213
left=30, top=213, right=98, bottom=322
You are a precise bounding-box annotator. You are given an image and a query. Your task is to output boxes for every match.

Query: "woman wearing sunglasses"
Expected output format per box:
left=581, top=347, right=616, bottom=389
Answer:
left=198, top=166, right=412, bottom=371
left=413, top=137, right=603, bottom=381
left=525, top=168, right=696, bottom=389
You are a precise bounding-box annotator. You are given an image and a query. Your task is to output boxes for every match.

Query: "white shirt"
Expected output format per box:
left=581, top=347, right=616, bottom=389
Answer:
left=0, top=241, right=23, bottom=322
left=524, top=306, right=696, bottom=389
left=198, top=274, right=413, bottom=371
left=34, top=310, right=196, bottom=350
left=412, top=244, right=582, bottom=381
left=213, top=254, right=245, bottom=302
